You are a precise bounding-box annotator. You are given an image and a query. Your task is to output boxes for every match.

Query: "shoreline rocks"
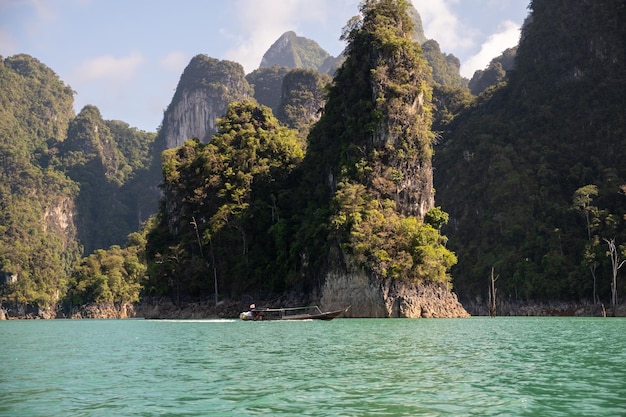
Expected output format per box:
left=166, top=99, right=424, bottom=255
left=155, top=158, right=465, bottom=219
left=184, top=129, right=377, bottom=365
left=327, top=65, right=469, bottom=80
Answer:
left=1, top=296, right=624, bottom=320
left=463, top=299, right=626, bottom=317
left=320, top=270, right=470, bottom=318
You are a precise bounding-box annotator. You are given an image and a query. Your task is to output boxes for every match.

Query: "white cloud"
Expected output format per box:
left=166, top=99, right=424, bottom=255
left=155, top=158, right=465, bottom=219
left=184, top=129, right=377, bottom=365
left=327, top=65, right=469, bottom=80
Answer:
left=224, top=0, right=334, bottom=73
left=73, top=52, right=144, bottom=82
left=413, top=0, right=475, bottom=53
left=21, top=0, right=58, bottom=22
left=0, top=0, right=58, bottom=48
left=161, top=51, right=189, bottom=73
left=460, top=20, right=520, bottom=78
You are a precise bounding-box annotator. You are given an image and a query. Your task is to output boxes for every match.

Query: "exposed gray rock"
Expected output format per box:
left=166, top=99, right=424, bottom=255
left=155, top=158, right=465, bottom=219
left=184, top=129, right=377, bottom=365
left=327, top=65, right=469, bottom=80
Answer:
left=69, top=302, right=136, bottom=319
left=161, top=88, right=220, bottom=148
left=158, top=55, right=252, bottom=150
left=320, top=270, right=470, bottom=318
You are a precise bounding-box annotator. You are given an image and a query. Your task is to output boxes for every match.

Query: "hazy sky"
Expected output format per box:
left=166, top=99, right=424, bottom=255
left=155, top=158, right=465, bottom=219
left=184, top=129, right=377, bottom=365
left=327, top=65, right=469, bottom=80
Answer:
left=1, top=0, right=530, bottom=132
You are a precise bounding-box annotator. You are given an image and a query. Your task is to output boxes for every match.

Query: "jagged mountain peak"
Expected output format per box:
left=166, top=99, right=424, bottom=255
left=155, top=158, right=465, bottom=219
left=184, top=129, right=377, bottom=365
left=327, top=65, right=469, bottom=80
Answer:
left=259, top=31, right=333, bottom=71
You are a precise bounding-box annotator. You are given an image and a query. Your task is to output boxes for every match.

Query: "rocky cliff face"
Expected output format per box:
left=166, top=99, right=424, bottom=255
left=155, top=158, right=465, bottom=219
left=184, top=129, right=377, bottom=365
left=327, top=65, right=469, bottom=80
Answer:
left=158, top=55, right=252, bottom=150
left=161, top=88, right=222, bottom=148
left=42, top=195, right=77, bottom=246
left=68, top=302, right=136, bottom=319
left=320, top=270, right=469, bottom=318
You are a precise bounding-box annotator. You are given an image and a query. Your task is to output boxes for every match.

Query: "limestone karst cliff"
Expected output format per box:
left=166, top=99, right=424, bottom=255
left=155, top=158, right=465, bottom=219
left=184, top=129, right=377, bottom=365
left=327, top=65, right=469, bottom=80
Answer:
left=321, top=271, right=469, bottom=318
left=157, top=55, right=253, bottom=150
left=287, top=0, right=464, bottom=317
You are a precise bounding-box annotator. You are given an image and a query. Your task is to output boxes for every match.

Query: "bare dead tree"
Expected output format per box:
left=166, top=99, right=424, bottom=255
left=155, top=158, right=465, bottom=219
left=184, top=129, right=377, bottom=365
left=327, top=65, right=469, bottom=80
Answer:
left=603, top=238, right=625, bottom=311
left=488, top=267, right=499, bottom=317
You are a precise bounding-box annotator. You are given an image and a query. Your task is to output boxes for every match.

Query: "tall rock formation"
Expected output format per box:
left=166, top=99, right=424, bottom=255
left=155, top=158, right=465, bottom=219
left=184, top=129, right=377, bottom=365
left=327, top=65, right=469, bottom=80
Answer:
left=320, top=1, right=435, bottom=219
left=246, top=65, right=291, bottom=114
left=62, top=105, right=137, bottom=252
left=422, top=39, right=467, bottom=88
left=297, top=0, right=466, bottom=317
left=157, top=55, right=252, bottom=150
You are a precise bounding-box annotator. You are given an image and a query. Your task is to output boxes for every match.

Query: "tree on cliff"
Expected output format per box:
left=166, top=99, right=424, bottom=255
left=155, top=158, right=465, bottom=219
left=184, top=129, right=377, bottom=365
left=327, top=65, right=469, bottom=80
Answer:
left=294, top=0, right=456, bottom=285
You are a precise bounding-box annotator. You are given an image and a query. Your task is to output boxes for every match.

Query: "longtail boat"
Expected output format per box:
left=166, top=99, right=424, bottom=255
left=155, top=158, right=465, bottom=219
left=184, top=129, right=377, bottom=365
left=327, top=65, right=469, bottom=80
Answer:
left=240, top=305, right=349, bottom=321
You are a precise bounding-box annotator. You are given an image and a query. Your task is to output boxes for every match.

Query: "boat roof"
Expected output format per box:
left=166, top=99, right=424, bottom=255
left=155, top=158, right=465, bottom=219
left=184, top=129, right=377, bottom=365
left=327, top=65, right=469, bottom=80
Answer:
left=252, top=305, right=320, bottom=312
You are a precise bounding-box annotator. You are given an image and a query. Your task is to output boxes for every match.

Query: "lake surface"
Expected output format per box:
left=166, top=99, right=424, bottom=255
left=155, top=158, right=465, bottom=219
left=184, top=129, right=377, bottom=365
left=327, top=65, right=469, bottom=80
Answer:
left=1, top=317, right=625, bottom=416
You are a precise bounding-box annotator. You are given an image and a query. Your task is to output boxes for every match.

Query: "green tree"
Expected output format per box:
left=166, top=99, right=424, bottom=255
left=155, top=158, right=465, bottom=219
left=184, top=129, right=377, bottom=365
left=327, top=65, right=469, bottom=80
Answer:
left=67, top=222, right=149, bottom=306
left=147, top=100, right=304, bottom=298
left=572, top=185, right=599, bottom=240
left=330, top=181, right=456, bottom=283
left=572, top=185, right=601, bottom=302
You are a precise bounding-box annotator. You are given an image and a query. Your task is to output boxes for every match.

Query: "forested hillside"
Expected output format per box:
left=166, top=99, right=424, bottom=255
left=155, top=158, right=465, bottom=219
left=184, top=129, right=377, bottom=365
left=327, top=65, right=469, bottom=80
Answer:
left=60, top=105, right=155, bottom=253
left=435, top=0, right=626, bottom=308
left=0, top=55, right=79, bottom=308
left=0, top=55, right=155, bottom=313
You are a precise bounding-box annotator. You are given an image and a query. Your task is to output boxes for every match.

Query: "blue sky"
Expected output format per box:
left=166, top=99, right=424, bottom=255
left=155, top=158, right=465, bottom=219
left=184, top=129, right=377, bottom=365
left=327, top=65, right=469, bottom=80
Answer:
left=1, top=0, right=530, bottom=133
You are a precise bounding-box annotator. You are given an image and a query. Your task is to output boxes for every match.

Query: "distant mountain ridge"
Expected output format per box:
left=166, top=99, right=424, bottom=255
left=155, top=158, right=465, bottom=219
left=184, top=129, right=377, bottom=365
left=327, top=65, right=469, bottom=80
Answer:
left=260, top=31, right=340, bottom=72
left=259, top=5, right=462, bottom=86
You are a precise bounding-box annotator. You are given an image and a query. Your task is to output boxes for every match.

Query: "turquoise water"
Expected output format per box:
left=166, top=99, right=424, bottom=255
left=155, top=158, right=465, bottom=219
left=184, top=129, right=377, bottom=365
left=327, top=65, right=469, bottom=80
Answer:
left=1, top=317, right=625, bottom=416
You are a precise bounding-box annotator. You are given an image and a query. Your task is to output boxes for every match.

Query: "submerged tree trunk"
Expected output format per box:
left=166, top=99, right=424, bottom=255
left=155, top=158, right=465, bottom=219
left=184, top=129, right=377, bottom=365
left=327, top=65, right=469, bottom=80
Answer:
left=488, top=267, right=498, bottom=317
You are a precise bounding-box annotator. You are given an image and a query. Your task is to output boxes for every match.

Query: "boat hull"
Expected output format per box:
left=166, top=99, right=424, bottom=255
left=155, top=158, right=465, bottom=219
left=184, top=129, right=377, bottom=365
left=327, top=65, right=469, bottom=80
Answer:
left=240, top=307, right=348, bottom=321
left=280, top=309, right=346, bottom=321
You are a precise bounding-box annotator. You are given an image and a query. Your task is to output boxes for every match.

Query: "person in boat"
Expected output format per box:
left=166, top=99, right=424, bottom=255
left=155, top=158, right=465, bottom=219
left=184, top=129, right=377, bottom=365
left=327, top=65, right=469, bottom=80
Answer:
left=243, top=304, right=262, bottom=320
left=250, top=304, right=263, bottom=320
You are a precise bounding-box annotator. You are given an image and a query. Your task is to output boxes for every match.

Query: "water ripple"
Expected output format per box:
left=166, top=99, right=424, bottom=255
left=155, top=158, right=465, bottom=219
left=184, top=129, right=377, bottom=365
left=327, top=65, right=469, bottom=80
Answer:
left=1, top=317, right=626, bottom=416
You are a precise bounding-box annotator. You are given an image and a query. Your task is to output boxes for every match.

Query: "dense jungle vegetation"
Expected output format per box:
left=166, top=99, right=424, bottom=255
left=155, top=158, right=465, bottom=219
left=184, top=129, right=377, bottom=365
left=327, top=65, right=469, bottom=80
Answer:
left=0, top=0, right=624, bottom=313
left=0, top=54, right=155, bottom=309
left=435, top=0, right=626, bottom=307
